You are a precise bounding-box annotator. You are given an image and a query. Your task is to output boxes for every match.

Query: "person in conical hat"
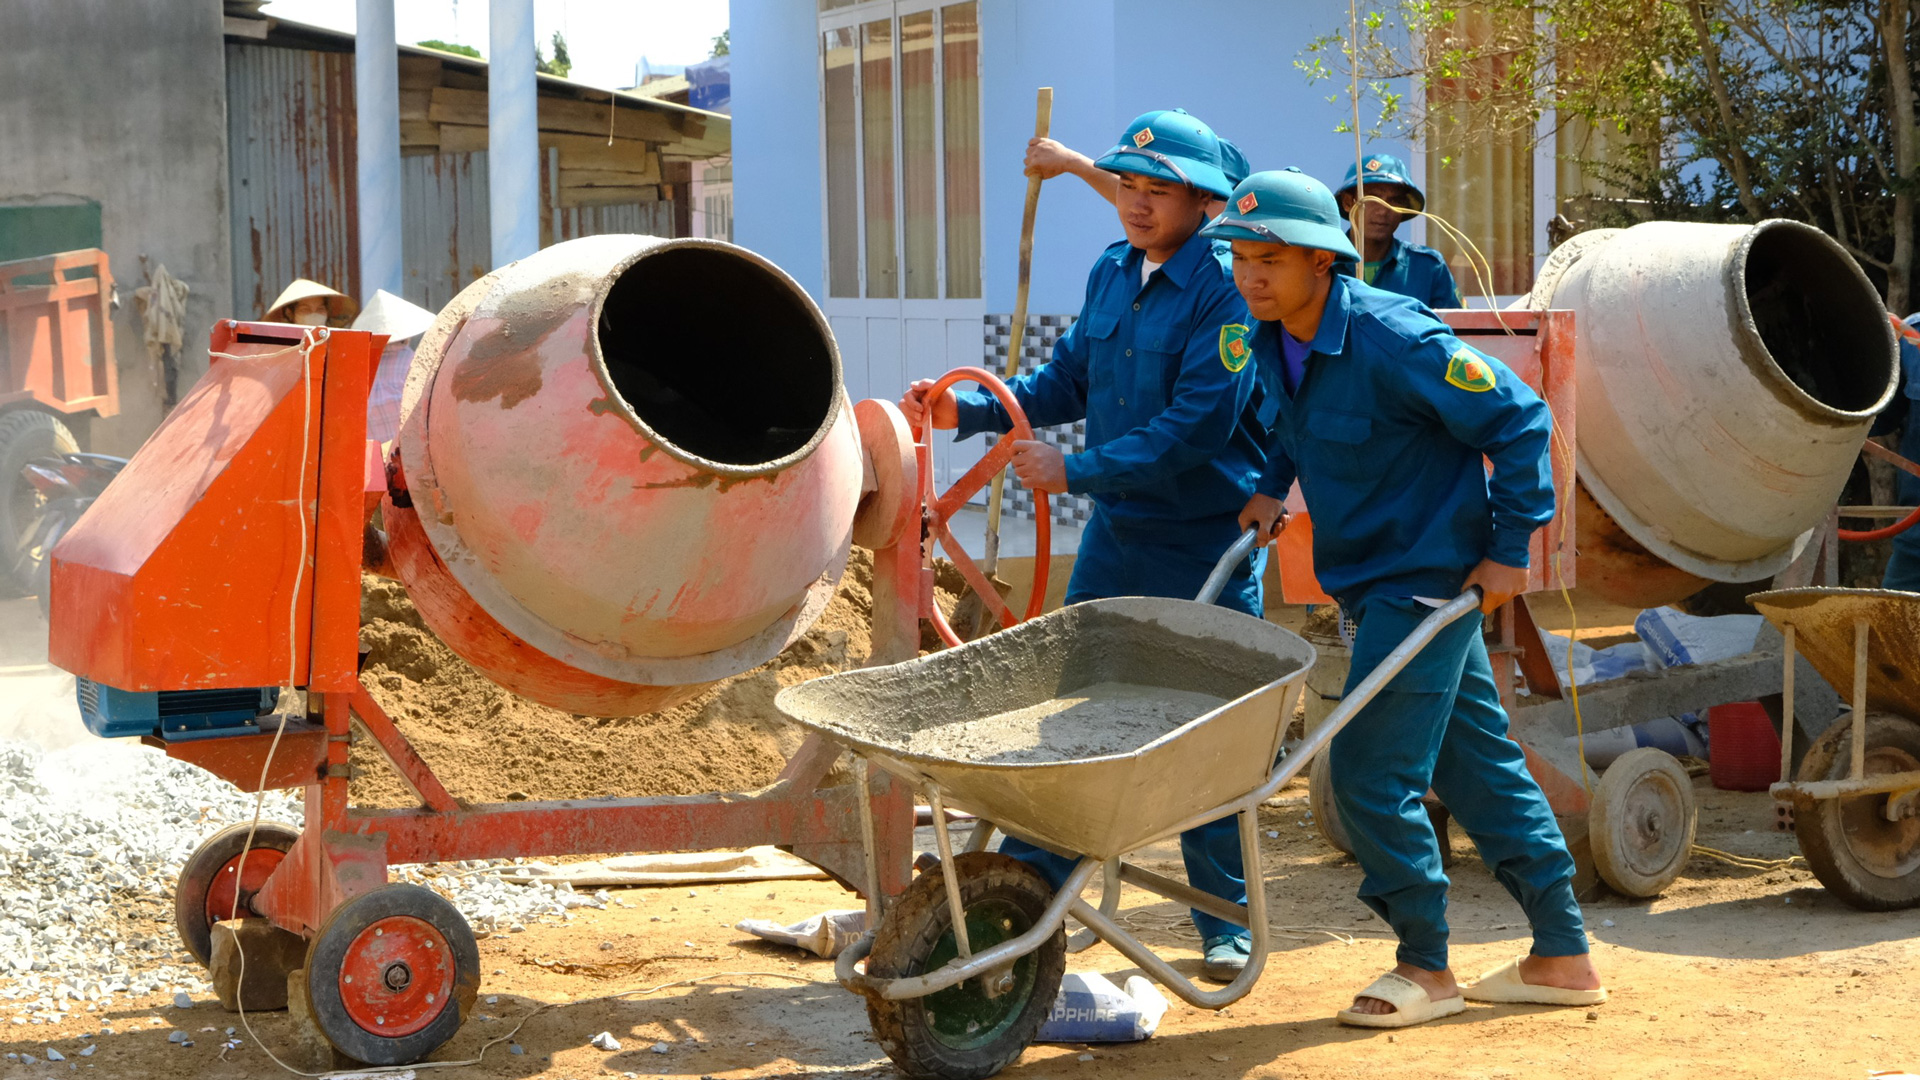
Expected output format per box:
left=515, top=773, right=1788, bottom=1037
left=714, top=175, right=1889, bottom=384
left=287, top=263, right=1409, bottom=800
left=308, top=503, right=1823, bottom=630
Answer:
left=351, top=289, right=437, bottom=446
left=265, top=278, right=358, bottom=327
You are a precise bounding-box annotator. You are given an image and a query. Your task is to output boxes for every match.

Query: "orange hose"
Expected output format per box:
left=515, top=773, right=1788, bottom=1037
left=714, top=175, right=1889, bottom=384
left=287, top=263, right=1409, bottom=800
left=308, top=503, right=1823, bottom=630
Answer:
left=1838, top=504, right=1920, bottom=542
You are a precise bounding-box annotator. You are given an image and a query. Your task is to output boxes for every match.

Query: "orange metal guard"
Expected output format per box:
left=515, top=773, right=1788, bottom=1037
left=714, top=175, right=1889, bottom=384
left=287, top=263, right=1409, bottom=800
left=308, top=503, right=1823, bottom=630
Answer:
left=916, top=367, right=1051, bottom=648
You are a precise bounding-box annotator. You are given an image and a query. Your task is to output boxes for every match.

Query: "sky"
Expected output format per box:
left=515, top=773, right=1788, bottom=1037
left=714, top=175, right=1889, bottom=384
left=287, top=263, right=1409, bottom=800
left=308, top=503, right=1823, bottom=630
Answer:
left=259, top=0, right=729, bottom=89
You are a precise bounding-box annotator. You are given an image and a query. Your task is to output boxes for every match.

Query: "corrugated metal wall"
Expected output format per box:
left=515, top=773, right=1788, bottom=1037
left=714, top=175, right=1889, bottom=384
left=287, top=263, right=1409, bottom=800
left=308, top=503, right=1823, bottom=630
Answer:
left=227, top=42, right=359, bottom=318
left=228, top=42, right=678, bottom=319
left=402, top=151, right=491, bottom=312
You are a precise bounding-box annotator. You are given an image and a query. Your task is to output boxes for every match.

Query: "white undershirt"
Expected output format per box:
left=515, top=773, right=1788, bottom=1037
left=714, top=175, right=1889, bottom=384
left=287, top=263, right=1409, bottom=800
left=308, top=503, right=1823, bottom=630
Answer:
left=1141, top=258, right=1163, bottom=286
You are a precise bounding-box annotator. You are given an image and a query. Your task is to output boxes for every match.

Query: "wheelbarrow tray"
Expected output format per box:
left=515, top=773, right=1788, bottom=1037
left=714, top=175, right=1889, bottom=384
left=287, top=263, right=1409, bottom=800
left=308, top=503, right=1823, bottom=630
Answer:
left=776, top=596, right=1314, bottom=861
left=1750, top=588, right=1920, bottom=717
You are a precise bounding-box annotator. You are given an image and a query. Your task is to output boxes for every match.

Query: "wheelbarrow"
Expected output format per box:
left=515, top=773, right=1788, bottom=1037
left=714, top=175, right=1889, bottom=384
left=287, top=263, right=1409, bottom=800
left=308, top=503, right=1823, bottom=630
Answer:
left=775, top=531, right=1480, bottom=1078
left=1749, top=588, right=1920, bottom=911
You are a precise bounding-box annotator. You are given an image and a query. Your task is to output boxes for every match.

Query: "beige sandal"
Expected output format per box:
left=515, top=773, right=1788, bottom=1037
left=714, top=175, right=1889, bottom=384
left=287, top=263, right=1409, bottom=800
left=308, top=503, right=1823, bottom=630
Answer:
left=1460, top=955, right=1608, bottom=1006
left=1335, top=971, right=1467, bottom=1029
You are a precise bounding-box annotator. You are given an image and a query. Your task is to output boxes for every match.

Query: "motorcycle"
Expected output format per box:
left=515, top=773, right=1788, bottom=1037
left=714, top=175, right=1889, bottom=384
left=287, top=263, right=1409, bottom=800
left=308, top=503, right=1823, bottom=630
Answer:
left=16, top=451, right=126, bottom=618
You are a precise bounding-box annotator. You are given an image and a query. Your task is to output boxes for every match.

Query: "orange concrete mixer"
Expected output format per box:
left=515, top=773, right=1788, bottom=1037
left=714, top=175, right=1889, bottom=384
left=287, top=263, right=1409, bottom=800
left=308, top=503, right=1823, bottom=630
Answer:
left=383, top=236, right=864, bottom=715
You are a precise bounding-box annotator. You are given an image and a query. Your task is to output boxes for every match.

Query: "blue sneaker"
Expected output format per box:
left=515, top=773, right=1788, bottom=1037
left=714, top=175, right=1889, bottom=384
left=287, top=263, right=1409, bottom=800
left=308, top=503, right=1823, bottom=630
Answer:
left=1201, top=934, right=1251, bottom=981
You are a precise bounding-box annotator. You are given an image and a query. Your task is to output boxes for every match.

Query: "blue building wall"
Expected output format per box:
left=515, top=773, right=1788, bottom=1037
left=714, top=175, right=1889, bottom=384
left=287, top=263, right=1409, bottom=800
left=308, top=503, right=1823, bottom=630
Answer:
left=731, top=0, right=825, bottom=298
left=733, top=0, right=1417, bottom=316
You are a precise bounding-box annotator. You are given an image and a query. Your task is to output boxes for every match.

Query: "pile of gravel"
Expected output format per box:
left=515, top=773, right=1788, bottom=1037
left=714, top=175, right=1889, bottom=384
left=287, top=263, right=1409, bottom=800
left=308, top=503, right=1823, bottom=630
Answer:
left=0, top=738, right=598, bottom=1025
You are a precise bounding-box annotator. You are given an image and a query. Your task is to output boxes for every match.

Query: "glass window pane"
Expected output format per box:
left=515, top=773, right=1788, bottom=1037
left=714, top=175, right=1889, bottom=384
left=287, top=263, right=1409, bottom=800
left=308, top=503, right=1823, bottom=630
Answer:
left=899, top=11, right=938, bottom=299
left=940, top=3, right=981, bottom=299
left=861, top=19, right=898, bottom=299
left=819, top=0, right=859, bottom=10
left=823, top=28, right=860, bottom=298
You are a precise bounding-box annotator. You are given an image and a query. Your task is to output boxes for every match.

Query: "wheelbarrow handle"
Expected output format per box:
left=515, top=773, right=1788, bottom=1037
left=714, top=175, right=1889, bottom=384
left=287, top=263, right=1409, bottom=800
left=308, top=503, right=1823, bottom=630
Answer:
left=1196, top=528, right=1264, bottom=605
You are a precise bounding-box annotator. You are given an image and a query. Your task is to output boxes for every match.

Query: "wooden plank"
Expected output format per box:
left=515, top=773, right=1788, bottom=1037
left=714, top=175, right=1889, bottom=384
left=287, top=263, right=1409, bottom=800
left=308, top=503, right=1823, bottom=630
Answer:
left=399, top=89, right=432, bottom=121
left=559, top=168, right=660, bottom=187
left=441, top=69, right=488, bottom=91
left=398, top=55, right=443, bottom=90
left=427, top=86, right=488, bottom=127
left=539, top=96, right=685, bottom=142
left=400, top=120, right=439, bottom=148
left=558, top=184, right=662, bottom=207
left=538, top=132, right=658, bottom=174
left=439, top=123, right=488, bottom=153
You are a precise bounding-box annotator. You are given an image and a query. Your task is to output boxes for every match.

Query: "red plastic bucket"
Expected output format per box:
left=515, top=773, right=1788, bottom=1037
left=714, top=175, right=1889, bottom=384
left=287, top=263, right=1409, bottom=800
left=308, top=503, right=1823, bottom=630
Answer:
left=1708, top=702, right=1780, bottom=791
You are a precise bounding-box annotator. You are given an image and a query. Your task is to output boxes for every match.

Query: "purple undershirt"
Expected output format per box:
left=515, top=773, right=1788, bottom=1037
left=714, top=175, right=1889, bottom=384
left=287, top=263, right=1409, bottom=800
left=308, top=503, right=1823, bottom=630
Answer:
left=1278, top=326, right=1311, bottom=397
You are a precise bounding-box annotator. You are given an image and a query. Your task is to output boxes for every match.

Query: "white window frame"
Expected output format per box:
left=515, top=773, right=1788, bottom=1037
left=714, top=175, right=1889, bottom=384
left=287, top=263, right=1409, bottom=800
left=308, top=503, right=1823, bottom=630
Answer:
left=816, top=0, right=982, bottom=302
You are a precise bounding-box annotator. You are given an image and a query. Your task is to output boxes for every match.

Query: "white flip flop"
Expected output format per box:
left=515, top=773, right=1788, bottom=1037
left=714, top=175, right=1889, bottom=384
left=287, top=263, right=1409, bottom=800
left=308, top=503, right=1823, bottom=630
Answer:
left=1335, top=971, right=1467, bottom=1029
left=1460, top=955, right=1608, bottom=1006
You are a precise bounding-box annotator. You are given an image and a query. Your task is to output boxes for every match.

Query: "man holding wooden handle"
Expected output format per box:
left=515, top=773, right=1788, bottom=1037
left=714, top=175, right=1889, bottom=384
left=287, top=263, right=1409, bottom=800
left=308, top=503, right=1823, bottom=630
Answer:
left=901, top=108, right=1272, bottom=982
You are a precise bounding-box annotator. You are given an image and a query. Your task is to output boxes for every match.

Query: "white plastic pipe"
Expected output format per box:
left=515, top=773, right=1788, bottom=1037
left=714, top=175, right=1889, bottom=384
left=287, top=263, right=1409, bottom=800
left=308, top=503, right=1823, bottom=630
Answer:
left=355, top=0, right=403, bottom=298
left=489, top=0, right=541, bottom=268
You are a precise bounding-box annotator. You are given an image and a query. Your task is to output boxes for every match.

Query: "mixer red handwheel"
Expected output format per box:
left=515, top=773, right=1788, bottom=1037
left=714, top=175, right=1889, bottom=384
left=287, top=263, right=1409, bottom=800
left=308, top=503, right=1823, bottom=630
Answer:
left=916, top=368, right=1053, bottom=647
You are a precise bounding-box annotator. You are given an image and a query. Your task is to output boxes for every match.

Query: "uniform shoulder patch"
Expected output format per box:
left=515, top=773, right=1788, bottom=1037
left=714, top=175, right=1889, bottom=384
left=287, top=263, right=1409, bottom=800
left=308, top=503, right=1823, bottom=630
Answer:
left=1219, top=324, right=1252, bottom=372
left=1445, top=347, right=1496, bottom=392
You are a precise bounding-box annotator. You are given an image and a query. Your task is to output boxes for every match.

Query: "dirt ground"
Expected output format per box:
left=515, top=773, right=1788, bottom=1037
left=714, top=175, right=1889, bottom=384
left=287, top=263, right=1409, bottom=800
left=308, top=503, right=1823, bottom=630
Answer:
left=5, top=775, right=1916, bottom=1080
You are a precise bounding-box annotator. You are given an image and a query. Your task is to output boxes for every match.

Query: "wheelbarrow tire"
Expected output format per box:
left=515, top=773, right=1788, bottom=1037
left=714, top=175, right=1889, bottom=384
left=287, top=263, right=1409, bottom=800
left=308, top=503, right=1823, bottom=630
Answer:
left=303, top=883, right=481, bottom=1066
left=0, top=408, right=78, bottom=597
left=1307, top=751, right=1353, bottom=855
left=174, top=821, right=302, bottom=967
left=865, top=852, right=1065, bottom=1080
left=1793, top=713, right=1920, bottom=911
left=1589, top=748, right=1696, bottom=898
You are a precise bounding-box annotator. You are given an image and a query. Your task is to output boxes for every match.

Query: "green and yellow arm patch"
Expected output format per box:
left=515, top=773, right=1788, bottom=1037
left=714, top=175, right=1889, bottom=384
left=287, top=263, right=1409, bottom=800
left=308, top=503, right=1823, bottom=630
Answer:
left=1219, top=323, right=1252, bottom=372
left=1445, top=347, right=1496, bottom=392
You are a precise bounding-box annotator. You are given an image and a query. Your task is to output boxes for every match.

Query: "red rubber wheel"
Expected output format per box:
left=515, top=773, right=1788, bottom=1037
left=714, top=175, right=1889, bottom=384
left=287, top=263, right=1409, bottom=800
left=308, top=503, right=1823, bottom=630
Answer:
left=305, top=884, right=479, bottom=1065
left=174, top=822, right=301, bottom=967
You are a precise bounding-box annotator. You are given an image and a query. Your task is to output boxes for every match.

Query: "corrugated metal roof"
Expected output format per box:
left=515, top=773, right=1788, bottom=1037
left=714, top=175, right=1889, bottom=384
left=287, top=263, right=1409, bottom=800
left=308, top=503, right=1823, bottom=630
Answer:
left=227, top=41, right=359, bottom=318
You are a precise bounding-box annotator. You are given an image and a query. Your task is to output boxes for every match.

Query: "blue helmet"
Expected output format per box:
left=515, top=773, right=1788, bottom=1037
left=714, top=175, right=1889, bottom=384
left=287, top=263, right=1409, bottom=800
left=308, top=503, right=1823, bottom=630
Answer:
left=1335, top=150, right=1425, bottom=212
left=1093, top=109, right=1236, bottom=199
left=1200, top=168, right=1362, bottom=260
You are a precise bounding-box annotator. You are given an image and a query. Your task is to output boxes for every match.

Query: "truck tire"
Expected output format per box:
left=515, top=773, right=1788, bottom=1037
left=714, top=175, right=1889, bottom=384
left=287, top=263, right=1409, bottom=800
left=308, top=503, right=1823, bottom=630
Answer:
left=0, top=409, right=79, bottom=597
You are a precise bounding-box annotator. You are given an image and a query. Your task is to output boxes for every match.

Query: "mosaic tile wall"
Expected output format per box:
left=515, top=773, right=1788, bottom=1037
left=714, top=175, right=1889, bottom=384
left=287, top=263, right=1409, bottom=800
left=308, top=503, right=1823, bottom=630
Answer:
left=982, top=313, right=1094, bottom=528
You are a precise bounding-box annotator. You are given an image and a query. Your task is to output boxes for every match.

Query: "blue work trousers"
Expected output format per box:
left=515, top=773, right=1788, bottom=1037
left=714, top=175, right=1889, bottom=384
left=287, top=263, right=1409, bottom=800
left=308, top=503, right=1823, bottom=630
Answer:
left=1329, top=595, right=1589, bottom=971
left=997, top=509, right=1264, bottom=942
left=1885, top=537, right=1920, bottom=592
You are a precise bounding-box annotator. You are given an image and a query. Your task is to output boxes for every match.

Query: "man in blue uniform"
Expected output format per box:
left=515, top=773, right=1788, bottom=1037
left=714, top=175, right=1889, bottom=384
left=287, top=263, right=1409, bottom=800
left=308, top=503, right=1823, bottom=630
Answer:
left=1333, top=152, right=1462, bottom=310
left=902, top=109, right=1269, bottom=981
left=1204, top=169, right=1604, bottom=1027
left=1872, top=313, right=1920, bottom=590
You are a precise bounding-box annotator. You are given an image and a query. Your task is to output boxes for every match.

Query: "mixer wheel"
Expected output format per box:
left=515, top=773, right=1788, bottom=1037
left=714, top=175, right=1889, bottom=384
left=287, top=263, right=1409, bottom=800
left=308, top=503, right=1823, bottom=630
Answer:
left=1307, top=752, right=1353, bottom=856
left=175, top=822, right=301, bottom=967
left=1590, top=749, right=1697, bottom=898
left=1794, top=714, right=1920, bottom=911
left=865, top=852, right=1064, bottom=1080
left=303, top=884, right=480, bottom=1066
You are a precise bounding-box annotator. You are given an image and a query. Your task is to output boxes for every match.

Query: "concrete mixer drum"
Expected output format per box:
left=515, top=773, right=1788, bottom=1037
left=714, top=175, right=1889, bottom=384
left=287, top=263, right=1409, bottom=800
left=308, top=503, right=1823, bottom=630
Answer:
left=388, top=235, right=864, bottom=715
left=1531, top=219, right=1899, bottom=608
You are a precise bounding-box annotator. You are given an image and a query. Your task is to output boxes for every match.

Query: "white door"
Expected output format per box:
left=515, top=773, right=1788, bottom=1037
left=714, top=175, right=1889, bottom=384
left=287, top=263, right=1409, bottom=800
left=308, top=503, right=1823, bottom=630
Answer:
left=818, top=0, right=987, bottom=490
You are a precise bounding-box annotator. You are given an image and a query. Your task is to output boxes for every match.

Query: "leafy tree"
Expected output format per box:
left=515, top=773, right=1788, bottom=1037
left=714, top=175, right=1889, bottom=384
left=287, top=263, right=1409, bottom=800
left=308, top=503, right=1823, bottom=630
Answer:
left=536, top=31, right=572, bottom=78
left=416, top=38, right=481, bottom=60
left=1306, top=1, right=1920, bottom=310
left=711, top=28, right=730, bottom=57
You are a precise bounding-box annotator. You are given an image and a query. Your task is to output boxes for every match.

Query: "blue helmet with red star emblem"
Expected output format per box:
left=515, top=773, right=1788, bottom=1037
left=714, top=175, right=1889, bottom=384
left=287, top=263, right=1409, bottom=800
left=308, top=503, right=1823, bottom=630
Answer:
left=1093, top=109, right=1236, bottom=199
left=1335, top=150, right=1426, bottom=212
left=1200, top=168, right=1361, bottom=260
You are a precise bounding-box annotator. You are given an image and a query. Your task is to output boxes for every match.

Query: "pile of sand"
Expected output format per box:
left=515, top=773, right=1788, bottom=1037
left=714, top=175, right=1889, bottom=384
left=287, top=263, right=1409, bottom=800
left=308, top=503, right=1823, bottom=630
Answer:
left=352, top=549, right=964, bottom=808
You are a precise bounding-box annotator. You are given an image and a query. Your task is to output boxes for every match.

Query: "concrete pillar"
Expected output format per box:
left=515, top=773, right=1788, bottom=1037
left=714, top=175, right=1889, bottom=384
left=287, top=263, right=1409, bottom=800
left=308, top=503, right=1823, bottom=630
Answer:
left=355, top=0, right=403, bottom=299
left=489, top=0, right=541, bottom=267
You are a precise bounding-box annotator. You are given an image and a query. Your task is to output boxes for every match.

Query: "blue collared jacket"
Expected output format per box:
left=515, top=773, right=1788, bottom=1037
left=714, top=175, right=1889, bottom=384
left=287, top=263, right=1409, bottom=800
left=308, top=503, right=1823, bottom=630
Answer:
left=954, top=228, right=1266, bottom=546
left=1871, top=314, right=1920, bottom=517
left=1336, top=235, right=1462, bottom=310
left=1255, top=276, right=1555, bottom=605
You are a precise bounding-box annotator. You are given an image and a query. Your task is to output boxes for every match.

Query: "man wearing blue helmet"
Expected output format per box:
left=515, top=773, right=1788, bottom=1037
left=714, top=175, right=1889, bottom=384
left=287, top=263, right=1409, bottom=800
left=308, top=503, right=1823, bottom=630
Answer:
left=1202, top=168, right=1603, bottom=1028
left=1022, top=133, right=1251, bottom=215
left=1334, top=151, right=1462, bottom=310
left=902, top=109, right=1269, bottom=981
